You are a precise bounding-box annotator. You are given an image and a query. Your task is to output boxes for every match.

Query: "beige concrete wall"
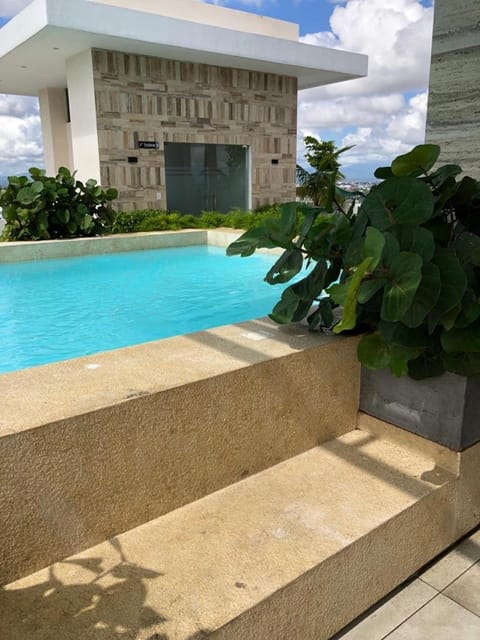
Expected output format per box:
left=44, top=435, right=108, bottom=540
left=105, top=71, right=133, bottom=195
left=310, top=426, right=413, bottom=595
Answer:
left=0, top=328, right=360, bottom=585
left=92, top=49, right=297, bottom=211
left=425, top=0, right=480, bottom=178
left=66, top=50, right=101, bottom=184
left=0, top=229, right=208, bottom=263
left=91, top=0, right=299, bottom=40
left=3, top=428, right=472, bottom=640
left=38, top=88, right=72, bottom=175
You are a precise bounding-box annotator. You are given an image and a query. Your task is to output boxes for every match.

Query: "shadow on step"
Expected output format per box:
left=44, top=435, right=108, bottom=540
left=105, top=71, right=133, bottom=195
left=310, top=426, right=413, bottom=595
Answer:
left=0, top=538, right=188, bottom=640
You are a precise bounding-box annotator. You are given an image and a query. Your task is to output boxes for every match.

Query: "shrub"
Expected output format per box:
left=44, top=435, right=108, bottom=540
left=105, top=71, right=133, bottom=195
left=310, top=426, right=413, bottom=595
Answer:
left=228, top=144, right=480, bottom=380
left=111, top=206, right=285, bottom=233
left=0, top=167, right=117, bottom=241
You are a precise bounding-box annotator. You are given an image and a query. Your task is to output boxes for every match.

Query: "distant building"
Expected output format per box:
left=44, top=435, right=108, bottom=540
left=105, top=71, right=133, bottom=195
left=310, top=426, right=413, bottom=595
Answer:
left=0, top=0, right=367, bottom=212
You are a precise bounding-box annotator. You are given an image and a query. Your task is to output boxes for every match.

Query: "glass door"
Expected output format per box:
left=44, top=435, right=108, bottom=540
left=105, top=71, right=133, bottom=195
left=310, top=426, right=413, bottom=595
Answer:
left=164, top=143, right=249, bottom=215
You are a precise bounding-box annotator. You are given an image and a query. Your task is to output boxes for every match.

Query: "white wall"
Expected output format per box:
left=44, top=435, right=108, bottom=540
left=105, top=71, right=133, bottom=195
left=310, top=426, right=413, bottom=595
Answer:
left=66, top=50, right=101, bottom=184
left=90, top=0, right=299, bottom=40
left=38, top=88, right=72, bottom=175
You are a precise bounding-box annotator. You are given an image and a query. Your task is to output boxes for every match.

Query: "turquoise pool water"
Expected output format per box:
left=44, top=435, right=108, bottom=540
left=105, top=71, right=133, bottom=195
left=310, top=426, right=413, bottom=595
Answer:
left=0, top=245, right=284, bottom=374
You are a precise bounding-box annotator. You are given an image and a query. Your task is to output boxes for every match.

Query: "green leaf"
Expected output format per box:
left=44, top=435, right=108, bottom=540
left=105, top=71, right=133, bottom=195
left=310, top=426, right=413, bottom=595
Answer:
left=303, top=216, right=335, bottom=259
left=291, top=260, right=327, bottom=301
left=269, top=288, right=301, bottom=324
left=374, top=166, right=394, bottom=179
left=441, top=326, right=480, bottom=353
left=291, top=299, right=314, bottom=322
left=332, top=213, right=353, bottom=246
left=455, top=232, right=480, bottom=266
left=66, top=220, right=77, bottom=234
left=57, top=208, right=70, bottom=223
left=317, top=298, right=334, bottom=327
left=357, top=333, right=390, bottom=369
left=432, top=250, right=467, bottom=316
left=279, top=202, right=298, bottom=238
left=344, top=237, right=364, bottom=269
left=379, top=321, right=434, bottom=348
left=80, top=213, right=94, bottom=232
left=408, top=352, right=446, bottom=379
left=17, top=186, right=36, bottom=205
left=442, top=351, right=480, bottom=377
left=423, top=219, right=451, bottom=244
left=351, top=208, right=368, bottom=240
left=265, top=248, right=303, bottom=284
left=391, top=144, right=440, bottom=177
left=402, top=262, right=441, bottom=328
left=307, top=298, right=335, bottom=330
left=363, top=227, right=385, bottom=270
left=427, top=164, right=462, bottom=188
left=31, top=181, right=44, bottom=195
left=264, top=218, right=295, bottom=249
left=455, top=289, right=480, bottom=328
left=389, top=345, right=421, bottom=377
left=106, top=187, right=118, bottom=200
left=358, top=278, right=386, bottom=304
left=381, top=252, right=423, bottom=322
left=382, top=231, right=400, bottom=266
left=333, top=257, right=374, bottom=333
left=328, top=281, right=348, bottom=305
left=441, top=304, right=462, bottom=331
left=393, top=225, right=435, bottom=261
left=226, top=226, right=276, bottom=257
left=361, top=177, right=434, bottom=230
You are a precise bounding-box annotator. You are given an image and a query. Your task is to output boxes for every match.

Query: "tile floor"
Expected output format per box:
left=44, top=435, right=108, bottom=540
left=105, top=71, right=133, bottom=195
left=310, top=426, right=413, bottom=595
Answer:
left=332, top=525, right=480, bottom=640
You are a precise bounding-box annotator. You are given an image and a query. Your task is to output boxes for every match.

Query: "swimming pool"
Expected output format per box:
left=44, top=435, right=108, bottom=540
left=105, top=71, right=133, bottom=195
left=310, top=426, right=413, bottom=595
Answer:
left=0, top=244, right=285, bottom=374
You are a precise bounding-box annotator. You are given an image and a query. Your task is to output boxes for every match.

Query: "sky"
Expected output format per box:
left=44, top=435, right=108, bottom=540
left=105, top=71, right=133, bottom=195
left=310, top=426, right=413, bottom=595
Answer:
left=0, top=0, right=435, bottom=181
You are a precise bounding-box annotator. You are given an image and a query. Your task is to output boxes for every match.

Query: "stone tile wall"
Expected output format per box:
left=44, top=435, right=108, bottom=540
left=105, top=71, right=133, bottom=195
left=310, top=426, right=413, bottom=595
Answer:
left=426, top=0, right=480, bottom=178
left=92, top=49, right=297, bottom=211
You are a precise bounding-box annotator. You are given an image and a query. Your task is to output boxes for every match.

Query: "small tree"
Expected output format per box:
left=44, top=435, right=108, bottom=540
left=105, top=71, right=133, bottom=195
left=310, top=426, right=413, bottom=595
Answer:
left=296, top=137, right=353, bottom=207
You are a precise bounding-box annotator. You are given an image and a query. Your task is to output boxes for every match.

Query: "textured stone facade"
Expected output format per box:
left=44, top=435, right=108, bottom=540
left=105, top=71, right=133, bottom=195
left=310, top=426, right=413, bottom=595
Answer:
left=92, top=49, right=297, bottom=211
left=426, top=0, right=480, bottom=178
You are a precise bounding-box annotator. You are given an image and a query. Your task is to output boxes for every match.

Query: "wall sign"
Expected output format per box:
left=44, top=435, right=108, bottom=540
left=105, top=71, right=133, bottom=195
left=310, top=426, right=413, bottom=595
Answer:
left=138, top=141, right=159, bottom=150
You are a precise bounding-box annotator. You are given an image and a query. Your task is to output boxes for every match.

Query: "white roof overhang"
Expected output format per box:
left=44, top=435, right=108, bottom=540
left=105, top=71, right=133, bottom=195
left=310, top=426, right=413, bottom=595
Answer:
left=0, top=0, right=368, bottom=96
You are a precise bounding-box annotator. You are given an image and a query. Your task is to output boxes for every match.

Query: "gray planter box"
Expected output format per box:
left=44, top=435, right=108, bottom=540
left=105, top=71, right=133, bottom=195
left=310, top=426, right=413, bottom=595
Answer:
left=360, top=368, right=480, bottom=451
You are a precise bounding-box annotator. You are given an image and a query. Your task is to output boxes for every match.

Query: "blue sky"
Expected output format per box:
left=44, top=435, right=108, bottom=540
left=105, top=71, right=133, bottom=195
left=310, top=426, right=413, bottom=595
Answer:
left=208, top=0, right=346, bottom=34
left=0, top=0, right=435, bottom=181
left=204, top=0, right=433, bottom=37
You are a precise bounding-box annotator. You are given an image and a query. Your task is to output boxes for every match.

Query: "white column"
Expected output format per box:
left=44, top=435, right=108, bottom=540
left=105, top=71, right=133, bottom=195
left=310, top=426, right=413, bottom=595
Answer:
left=38, top=88, right=72, bottom=176
left=66, top=49, right=101, bottom=184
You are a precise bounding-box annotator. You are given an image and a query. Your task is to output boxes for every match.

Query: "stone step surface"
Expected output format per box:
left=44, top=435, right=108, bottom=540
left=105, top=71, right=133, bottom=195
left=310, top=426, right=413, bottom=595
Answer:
left=1, top=428, right=458, bottom=640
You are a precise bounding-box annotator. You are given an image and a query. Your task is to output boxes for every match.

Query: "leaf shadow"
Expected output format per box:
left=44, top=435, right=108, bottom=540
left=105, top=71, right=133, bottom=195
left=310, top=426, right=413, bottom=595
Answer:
left=0, top=538, right=168, bottom=639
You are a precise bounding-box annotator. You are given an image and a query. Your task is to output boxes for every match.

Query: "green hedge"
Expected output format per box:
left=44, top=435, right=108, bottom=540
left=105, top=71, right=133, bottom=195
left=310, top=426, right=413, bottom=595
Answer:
left=111, top=206, right=282, bottom=234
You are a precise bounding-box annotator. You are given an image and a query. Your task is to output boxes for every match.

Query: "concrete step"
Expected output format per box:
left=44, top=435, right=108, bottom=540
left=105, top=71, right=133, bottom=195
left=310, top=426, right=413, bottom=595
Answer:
left=1, top=426, right=461, bottom=640
left=1, top=326, right=360, bottom=586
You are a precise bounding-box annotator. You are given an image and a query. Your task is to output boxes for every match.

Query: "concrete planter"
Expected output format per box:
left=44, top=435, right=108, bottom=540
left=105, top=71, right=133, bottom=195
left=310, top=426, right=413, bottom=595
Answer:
left=360, top=368, right=480, bottom=451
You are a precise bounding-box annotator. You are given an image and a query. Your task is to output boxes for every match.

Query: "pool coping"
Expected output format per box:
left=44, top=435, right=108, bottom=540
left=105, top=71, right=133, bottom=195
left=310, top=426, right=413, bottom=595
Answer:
left=0, top=229, right=204, bottom=262
left=0, top=228, right=282, bottom=263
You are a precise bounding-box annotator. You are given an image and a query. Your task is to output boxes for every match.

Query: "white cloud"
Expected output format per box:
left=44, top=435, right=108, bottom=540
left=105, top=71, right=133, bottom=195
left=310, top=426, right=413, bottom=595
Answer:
left=338, top=92, right=429, bottom=165
left=298, top=0, right=434, bottom=173
left=0, top=95, right=43, bottom=176
left=0, top=0, right=32, bottom=17
left=0, top=4, right=42, bottom=176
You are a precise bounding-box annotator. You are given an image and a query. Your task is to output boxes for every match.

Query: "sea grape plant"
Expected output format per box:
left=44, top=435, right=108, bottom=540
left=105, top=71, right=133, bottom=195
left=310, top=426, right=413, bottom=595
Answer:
left=227, top=144, right=480, bottom=379
left=0, top=167, right=117, bottom=240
